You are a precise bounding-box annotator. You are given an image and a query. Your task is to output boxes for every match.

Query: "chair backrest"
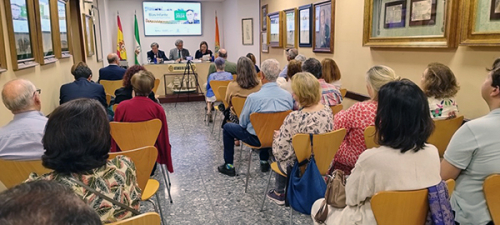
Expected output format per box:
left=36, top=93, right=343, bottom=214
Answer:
left=257, top=71, right=262, bottom=79
left=218, top=86, right=228, bottom=108
left=0, top=159, right=52, bottom=188
left=231, top=96, right=247, bottom=118
left=210, top=80, right=231, bottom=102
left=427, top=115, right=464, bottom=158
left=101, top=80, right=123, bottom=96
left=446, top=179, right=455, bottom=196
left=291, top=129, right=347, bottom=175
left=232, top=74, right=237, bottom=80
left=152, top=79, right=160, bottom=94
left=249, top=110, right=292, bottom=148
left=106, top=212, right=161, bottom=225
left=340, top=88, right=347, bottom=98
left=113, top=104, right=118, bottom=112
left=371, top=189, right=429, bottom=225
left=108, top=146, right=157, bottom=192
left=484, top=174, right=500, bottom=224
left=330, top=104, right=343, bottom=115
left=110, top=119, right=162, bottom=151
left=106, top=94, right=112, bottom=106
left=364, top=126, right=379, bottom=149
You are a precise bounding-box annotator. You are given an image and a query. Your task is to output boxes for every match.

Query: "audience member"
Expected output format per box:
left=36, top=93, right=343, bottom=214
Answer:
left=295, top=54, right=306, bottom=63
left=98, top=53, right=126, bottom=83
left=277, top=59, right=302, bottom=93
left=321, top=58, right=342, bottom=89
left=195, top=41, right=213, bottom=60
left=27, top=99, right=141, bottom=223
left=246, top=53, right=260, bottom=73
left=0, top=79, right=46, bottom=160
left=268, top=72, right=334, bottom=205
left=114, top=65, right=157, bottom=105
left=279, top=48, right=298, bottom=78
left=218, top=59, right=293, bottom=176
left=60, top=62, right=107, bottom=108
left=114, top=70, right=173, bottom=173
left=312, top=79, right=441, bottom=224
left=440, top=63, right=500, bottom=225
left=0, top=180, right=101, bottom=225
left=328, top=65, right=398, bottom=175
left=169, top=39, right=190, bottom=62
left=206, top=57, right=233, bottom=122
left=147, top=42, right=168, bottom=63
left=421, top=62, right=460, bottom=120
left=302, top=58, right=342, bottom=106
left=207, top=49, right=237, bottom=79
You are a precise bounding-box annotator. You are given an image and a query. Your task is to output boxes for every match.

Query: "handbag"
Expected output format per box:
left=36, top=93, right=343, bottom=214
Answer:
left=287, top=133, right=327, bottom=215
left=314, top=169, right=346, bottom=223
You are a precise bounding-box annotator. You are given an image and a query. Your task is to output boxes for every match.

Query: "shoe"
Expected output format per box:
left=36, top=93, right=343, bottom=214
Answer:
left=260, top=161, right=270, bottom=172
left=207, top=113, right=213, bottom=123
left=234, top=140, right=240, bottom=146
left=218, top=164, right=236, bottom=176
left=267, top=189, right=285, bottom=205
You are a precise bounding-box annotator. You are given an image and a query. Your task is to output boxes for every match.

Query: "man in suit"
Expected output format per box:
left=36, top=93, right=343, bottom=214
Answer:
left=169, top=39, right=190, bottom=63
left=98, top=53, right=126, bottom=83
left=207, top=49, right=237, bottom=80
left=60, top=62, right=107, bottom=108
left=147, top=42, right=168, bottom=63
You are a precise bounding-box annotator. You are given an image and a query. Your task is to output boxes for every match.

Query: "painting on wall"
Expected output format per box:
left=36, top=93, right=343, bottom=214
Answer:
left=242, top=18, right=253, bottom=45
left=298, top=4, right=312, bottom=47
left=262, top=4, right=268, bottom=31
left=384, top=0, right=406, bottom=28
left=262, top=32, right=268, bottom=53
left=269, top=11, right=283, bottom=47
left=409, top=0, right=437, bottom=26
left=313, top=0, right=335, bottom=53
left=490, top=0, right=500, bottom=20
left=285, top=8, right=298, bottom=48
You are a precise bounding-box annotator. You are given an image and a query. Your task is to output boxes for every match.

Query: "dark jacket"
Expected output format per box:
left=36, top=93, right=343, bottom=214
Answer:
left=60, top=77, right=107, bottom=107
left=98, top=65, right=126, bottom=83
left=114, top=87, right=157, bottom=105
left=195, top=49, right=213, bottom=59
left=147, top=50, right=169, bottom=61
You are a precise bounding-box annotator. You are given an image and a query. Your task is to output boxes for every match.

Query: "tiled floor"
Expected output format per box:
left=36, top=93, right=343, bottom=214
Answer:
left=140, top=102, right=311, bottom=225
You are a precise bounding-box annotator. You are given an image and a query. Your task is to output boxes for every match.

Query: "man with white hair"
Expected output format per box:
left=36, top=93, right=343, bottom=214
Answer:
left=0, top=79, right=47, bottom=160
left=278, top=48, right=299, bottom=78
left=169, top=39, right=190, bottom=63
left=218, top=59, right=293, bottom=176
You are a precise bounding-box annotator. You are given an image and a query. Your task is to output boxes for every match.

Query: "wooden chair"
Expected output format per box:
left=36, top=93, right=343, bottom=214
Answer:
left=446, top=179, right=455, bottom=196
left=371, top=189, right=429, bottom=225
left=101, top=80, right=123, bottom=96
left=106, top=94, right=112, bottom=106
left=364, top=126, right=379, bottom=149
left=257, top=71, right=262, bottom=79
left=340, top=88, right=347, bottom=98
left=106, top=212, right=161, bottom=225
left=152, top=79, right=160, bottom=94
left=208, top=80, right=231, bottom=126
left=330, top=104, right=343, bottom=115
left=113, top=104, right=118, bottom=112
left=427, top=115, right=464, bottom=158
left=231, top=96, right=247, bottom=119
left=232, top=74, right=237, bottom=80
left=0, top=159, right=51, bottom=188
left=218, top=86, right=229, bottom=108
left=261, top=129, right=347, bottom=211
left=484, top=174, right=500, bottom=224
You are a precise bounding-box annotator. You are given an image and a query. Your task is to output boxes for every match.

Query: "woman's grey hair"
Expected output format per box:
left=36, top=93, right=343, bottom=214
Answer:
left=150, top=42, right=159, bottom=48
left=295, top=54, right=306, bottom=62
left=175, top=39, right=183, bottom=46
left=261, top=59, right=280, bottom=82
left=2, top=79, right=36, bottom=112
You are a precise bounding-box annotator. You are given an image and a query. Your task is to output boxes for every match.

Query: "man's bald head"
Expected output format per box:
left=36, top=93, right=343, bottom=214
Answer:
left=107, top=53, right=119, bottom=64
left=2, top=79, right=40, bottom=114
left=219, top=49, right=227, bottom=59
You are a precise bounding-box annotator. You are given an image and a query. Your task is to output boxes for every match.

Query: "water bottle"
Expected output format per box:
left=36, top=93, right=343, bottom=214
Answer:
left=153, top=55, right=157, bottom=64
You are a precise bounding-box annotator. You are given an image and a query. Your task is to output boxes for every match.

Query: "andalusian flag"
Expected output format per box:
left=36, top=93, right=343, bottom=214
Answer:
left=134, top=13, right=141, bottom=65
left=214, top=11, right=220, bottom=57
left=116, top=15, right=127, bottom=60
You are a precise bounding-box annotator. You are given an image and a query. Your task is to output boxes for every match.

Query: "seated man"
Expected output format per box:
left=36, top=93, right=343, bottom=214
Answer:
left=206, top=57, right=233, bottom=122
left=0, top=180, right=101, bottom=225
left=218, top=59, right=293, bottom=176
left=0, top=79, right=47, bottom=160
left=60, top=62, right=107, bottom=108
left=207, top=49, right=237, bottom=79
left=98, top=53, right=126, bottom=83
left=278, top=48, right=298, bottom=78
left=302, top=58, right=342, bottom=106
left=441, top=65, right=500, bottom=225
left=147, top=42, right=168, bottom=63
left=169, top=39, right=190, bottom=63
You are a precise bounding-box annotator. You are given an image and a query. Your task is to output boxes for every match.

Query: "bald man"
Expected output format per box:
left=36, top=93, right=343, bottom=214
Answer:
left=207, top=49, right=237, bottom=80
left=98, top=53, right=126, bottom=83
left=0, top=79, right=47, bottom=160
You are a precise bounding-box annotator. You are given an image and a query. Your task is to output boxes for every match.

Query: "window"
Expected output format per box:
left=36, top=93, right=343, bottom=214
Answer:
left=57, top=0, right=70, bottom=56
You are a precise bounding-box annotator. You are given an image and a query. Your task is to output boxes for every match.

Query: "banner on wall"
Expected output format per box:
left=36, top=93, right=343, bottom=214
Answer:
left=134, top=13, right=141, bottom=65
left=116, top=14, right=127, bottom=60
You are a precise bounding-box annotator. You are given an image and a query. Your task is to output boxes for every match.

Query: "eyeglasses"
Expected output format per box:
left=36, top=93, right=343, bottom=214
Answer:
left=33, top=89, right=41, bottom=96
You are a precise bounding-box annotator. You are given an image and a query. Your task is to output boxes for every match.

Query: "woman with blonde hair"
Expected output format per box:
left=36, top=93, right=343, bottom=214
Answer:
left=327, top=65, right=399, bottom=175
left=267, top=72, right=334, bottom=205
left=321, top=58, right=342, bottom=88
left=421, top=62, right=460, bottom=120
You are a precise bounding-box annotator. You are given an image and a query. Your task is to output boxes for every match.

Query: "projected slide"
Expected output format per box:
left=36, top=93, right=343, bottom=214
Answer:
left=143, top=2, right=202, bottom=36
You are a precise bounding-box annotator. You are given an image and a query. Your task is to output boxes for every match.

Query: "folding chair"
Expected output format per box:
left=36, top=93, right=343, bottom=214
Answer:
left=364, top=126, right=379, bottom=149
left=330, top=104, right=343, bottom=115
left=106, top=211, right=161, bottom=225
left=152, top=79, right=160, bottom=94
left=340, top=88, right=347, bottom=98
left=207, top=80, right=231, bottom=127
left=0, top=159, right=51, bottom=188
left=484, top=174, right=500, bottom=224
left=101, top=80, right=124, bottom=96
left=371, top=189, right=429, bottom=225
left=427, top=116, right=464, bottom=158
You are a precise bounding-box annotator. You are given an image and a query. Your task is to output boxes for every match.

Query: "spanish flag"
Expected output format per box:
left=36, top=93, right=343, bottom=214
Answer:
left=116, top=15, right=127, bottom=60
left=214, top=11, right=220, bottom=58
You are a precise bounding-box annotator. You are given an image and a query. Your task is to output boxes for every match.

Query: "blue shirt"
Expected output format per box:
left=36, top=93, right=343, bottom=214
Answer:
left=239, top=82, right=293, bottom=135
left=279, top=65, right=288, bottom=78
left=0, top=111, right=47, bottom=160
left=206, top=71, right=233, bottom=97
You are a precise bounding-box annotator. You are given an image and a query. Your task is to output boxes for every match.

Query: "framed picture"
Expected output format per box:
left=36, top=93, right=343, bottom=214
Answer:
left=313, top=0, right=335, bottom=53
left=284, top=8, right=298, bottom=48
left=242, top=18, right=253, bottom=45
left=298, top=4, right=313, bottom=47
left=461, top=0, right=500, bottom=46
left=262, top=4, right=268, bottom=32
left=261, top=32, right=269, bottom=53
left=83, top=14, right=94, bottom=57
left=384, top=1, right=406, bottom=28
left=491, top=0, right=500, bottom=20
left=268, top=11, right=283, bottom=48
left=409, top=0, right=437, bottom=26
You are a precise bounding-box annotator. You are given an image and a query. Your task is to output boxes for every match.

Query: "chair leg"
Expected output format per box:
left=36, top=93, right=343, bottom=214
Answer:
left=290, top=206, right=293, bottom=225
left=160, top=164, right=173, bottom=204
left=244, top=148, right=252, bottom=193
left=260, top=170, right=273, bottom=211
left=211, top=110, right=217, bottom=133
left=154, top=191, right=167, bottom=225
left=237, top=144, right=243, bottom=174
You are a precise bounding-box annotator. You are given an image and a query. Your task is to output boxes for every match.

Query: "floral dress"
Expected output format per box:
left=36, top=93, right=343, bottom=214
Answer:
left=428, top=97, right=459, bottom=120
left=27, top=156, right=142, bottom=223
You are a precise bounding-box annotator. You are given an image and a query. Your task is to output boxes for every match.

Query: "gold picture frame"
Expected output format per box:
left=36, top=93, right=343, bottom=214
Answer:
left=82, top=14, right=94, bottom=57
left=268, top=11, right=283, bottom=48
left=284, top=8, right=298, bottom=48
left=461, top=0, right=500, bottom=46
left=313, top=0, right=335, bottom=53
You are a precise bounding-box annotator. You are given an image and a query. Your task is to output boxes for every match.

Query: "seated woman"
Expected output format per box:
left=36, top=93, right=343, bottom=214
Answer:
left=276, top=59, right=302, bottom=93
left=206, top=57, right=233, bottom=121
left=321, top=58, right=342, bottom=89
left=246, top=53, right=260, bottom=73
left=27, top=98, right=141, bottom=223
left=328, top=65, right=398, bottom=175
left=114, top=65, right=157, bottom=105
left=421, top=62, right=460, bottom=120
left=195, top=41, right=213, bottom=60
left=268, top=72, right=334, bottom=205
left=114, top=70, right=173, bottom=173
left=311, top=79, right=441, bottom=224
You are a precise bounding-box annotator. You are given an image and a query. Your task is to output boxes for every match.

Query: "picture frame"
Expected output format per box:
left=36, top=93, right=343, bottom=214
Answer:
left=461, top=0, right=500, bottom=46
left=82, top=14, right=94, bottom=57
left=491, top=0, right=500, bottom=20
left=284, top=8, right=298, bottom=48
left=384, top=0, right=406, bottom=29
left=261, top=32, right=269, bottom=53
left=268, top=11, right=283, bottom=48
left=298, top=4, right=313, bottom=47
left=409, top=0, right=437, bottom=26
left=363, top=0, right=460, bottom=48
left=313, top=0, right=335, bottom=53
left=242, top=18, right=253, bottom=45
left=262, top=4, right=268, bottom=32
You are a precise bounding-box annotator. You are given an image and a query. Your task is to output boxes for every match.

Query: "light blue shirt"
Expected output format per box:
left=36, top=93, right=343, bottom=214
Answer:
left=279, top=65, right=288, bottom=78
left=444, top=108, right=500, bottom=225
left=239, top=82, right=293, bottom=135
left=0, top=111, right=47, bottom=160
left=206, top=71, right=233, bottom=97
